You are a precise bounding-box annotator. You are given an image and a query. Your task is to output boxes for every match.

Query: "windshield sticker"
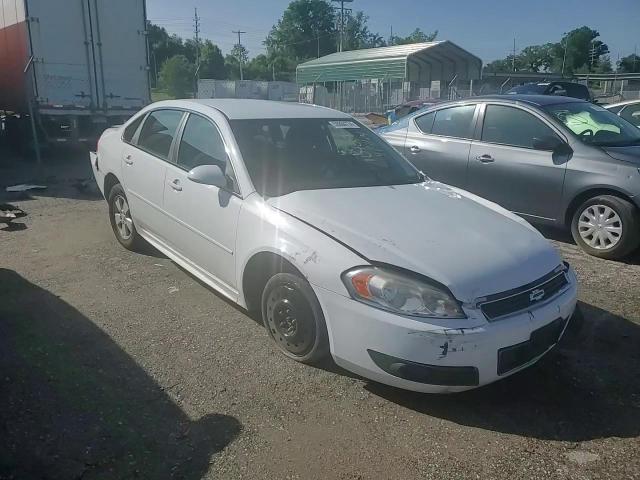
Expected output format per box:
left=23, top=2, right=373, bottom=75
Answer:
left=329, top=120, right=359, bottom=129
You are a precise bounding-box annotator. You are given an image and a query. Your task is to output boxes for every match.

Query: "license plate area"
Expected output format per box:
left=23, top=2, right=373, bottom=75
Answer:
left=497, top=317, right=567, bottom=375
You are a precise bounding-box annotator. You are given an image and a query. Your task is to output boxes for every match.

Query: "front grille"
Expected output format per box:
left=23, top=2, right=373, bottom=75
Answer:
left=480, top=270, right=569, bottom=321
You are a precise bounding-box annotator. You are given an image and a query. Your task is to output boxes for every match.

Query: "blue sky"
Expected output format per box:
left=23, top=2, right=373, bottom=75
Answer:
left=147, top=0, right=639, bottom=63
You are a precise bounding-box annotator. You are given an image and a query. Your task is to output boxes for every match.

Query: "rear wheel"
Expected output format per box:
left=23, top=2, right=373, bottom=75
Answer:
left=261, top=273, right=329, bottom=364
left=571, top=195, right=640, bottom=260
left=108, top=183, right=142, bottom=251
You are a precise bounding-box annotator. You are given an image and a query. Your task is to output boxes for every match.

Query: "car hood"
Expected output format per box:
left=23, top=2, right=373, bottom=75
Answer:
left=267, top=182, right=561, bottom=302
left=602, top=145, right=640, bottom=165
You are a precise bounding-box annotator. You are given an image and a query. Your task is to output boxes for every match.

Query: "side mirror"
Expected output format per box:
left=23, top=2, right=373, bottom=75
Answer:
left=533, top=135, right=571, bottom=154
left=187, top=164, right=228, bottom=189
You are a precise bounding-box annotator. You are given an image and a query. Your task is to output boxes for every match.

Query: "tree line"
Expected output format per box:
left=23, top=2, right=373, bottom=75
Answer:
left=484, top=26, right=640, bottom=76
left=149, top=0, right=438, bottom=97
left=150, top=0, right=640, bottom=98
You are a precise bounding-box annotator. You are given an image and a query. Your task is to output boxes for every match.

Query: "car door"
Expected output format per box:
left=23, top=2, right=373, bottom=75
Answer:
left=162, top=111, right=242, bottom=295
left=467, top=103, right=569, bottom=222
left=121, top=109, right=185, bottom=239
left=404, top=104, right=478, bottom=188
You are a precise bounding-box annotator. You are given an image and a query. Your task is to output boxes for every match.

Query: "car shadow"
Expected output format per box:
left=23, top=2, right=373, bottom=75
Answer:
left=364, top=301, right=640, bottom=442
left=0, top=268, right=241, bottom=479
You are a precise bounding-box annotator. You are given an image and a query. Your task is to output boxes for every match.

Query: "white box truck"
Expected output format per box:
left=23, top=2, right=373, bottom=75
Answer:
left=0, top=0, right=150, bottom=148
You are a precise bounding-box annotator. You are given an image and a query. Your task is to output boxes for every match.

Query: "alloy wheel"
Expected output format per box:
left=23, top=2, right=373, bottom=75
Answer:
left=113, top=195, right=134, bottom=240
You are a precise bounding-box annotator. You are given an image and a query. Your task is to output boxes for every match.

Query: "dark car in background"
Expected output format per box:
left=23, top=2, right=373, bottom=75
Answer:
left=378, top=95, right=640, bottom=260
left=506, top=82, right=593, bottom=102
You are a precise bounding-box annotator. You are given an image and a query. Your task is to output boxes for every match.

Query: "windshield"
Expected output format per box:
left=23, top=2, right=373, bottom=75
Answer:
left=507, top=84, right=547, bottom=94
left=544, top=102, right=640, bottom=147
left=230, top=118, right=422, bottom=197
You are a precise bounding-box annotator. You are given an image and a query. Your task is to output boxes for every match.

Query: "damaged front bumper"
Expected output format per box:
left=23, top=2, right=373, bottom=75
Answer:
left=314, top=267, right=578, bottom=393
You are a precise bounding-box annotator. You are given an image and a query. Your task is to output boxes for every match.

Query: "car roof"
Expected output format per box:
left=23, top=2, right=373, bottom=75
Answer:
left=605, top=99, right=640, bottom=108
left=148, top=99, right=350, bottom=120
left=437, top=94, right=587, bottom=107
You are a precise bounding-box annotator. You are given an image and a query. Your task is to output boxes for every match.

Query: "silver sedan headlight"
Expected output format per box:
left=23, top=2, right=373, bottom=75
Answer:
left=342, top=267, right=466, bottom=319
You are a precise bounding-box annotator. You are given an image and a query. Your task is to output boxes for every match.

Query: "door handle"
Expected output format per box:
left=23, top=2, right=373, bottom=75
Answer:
left=476, top=154, right=494, bottom=163
left=409, top=145, right=421, bottom=153
left=124, top=154, right=133, bottom=166
left=168, top=179, right=182, bottom=191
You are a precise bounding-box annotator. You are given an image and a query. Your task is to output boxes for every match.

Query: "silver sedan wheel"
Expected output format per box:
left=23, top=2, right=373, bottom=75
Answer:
left=113, top=195, right=133, bottom=240
left=578, top=204, right=623, bottom=250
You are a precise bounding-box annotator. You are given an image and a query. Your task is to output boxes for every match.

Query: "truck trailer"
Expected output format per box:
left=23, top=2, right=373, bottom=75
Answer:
left=0, top=0, right=150, bottom=149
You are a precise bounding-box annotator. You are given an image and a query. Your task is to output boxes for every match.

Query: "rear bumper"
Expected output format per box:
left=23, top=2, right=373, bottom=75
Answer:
left=315, top=267, right=578, bottom=393
left=89, top=151, right=106, bottom=198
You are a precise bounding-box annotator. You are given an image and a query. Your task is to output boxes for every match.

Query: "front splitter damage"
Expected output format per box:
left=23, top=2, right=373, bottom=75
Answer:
left=407, top=325, right=486, bottom=359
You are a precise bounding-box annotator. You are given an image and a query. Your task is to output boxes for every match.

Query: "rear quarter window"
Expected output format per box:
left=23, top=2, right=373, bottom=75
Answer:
left=123, top=114, right=145, bottom=143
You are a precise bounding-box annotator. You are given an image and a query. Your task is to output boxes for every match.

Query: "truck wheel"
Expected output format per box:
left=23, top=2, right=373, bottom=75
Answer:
left=261, top=273, right=329, bottom=364
left=108, top=183, right=142, bottom=251
left=571, top=195, right=640, bottom=260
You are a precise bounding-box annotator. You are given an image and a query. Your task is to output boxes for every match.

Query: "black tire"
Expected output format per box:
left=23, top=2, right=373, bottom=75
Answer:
left=261, top=272, right=329, bottom=364
left=108, top=183, right=142, bottom=251
left=570, top=195, right=640, bottom=260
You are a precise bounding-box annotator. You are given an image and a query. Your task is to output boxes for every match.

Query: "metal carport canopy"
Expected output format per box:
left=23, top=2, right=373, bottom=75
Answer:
left=296, top=41, right=482, bottom=84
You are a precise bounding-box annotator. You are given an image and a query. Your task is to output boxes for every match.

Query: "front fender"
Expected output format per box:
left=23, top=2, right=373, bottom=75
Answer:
left=235, top=195, right=366, bottom=308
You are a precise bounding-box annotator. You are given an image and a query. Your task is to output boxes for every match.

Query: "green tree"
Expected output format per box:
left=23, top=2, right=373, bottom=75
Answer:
left=391, top=28, right=438, bottom=45
left=618, top=53, right=640, bottom=73
left=160, top=55, right=194, bottom=98
left=265, top=0, right=336, bottom=60
left=483, top=55, right=524, bottom=74
left=518, top=44, right=554, bottom=72
left=148, top=24, right=188, bottom=87
left=343, top=11, right=386, bottom=50
left=225, top=44, right=250, bottom=80
left=199, top=40, right=226, bottom=79
left=552, top=26, right=609, bottom=74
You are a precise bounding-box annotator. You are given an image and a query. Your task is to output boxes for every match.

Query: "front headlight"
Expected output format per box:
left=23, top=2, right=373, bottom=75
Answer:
left=342, top=267, right=466, bottom=319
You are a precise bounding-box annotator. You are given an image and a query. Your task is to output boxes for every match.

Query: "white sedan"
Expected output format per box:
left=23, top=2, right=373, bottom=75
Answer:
left=90, top=99, right=578, bottom=393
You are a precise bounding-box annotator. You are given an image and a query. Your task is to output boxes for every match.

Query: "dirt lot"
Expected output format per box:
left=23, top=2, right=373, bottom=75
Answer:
left=1, top=152, right=639, bottom=480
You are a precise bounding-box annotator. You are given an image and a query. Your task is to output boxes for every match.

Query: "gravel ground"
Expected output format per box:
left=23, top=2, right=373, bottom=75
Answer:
left=1, top=153, right=639, bottom=480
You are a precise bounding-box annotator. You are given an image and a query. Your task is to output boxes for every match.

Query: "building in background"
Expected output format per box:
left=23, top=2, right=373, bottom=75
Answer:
left=296, top=41, right=482, bottom=113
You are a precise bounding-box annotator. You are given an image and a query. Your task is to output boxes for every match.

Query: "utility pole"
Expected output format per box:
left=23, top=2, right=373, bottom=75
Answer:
left=561, top=39, right=568, bottom=76
left=194, top=8, right=201, bottom=97
left=589, top=43, right=598, bottom=71
left=331, top=0, right=353, bottom=53
left=232, top=30, right=246, bottom=80
left=194, top=8, right=201, bottom=68
left=389, top=25, right=393, bottom=46
left=512, top=37, right=516, bottom=72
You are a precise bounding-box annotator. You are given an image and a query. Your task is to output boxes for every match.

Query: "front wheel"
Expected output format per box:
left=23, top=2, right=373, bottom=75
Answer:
left=261, top=273, right=329, bottom=364
left=570, top=195, right=640, bottom=260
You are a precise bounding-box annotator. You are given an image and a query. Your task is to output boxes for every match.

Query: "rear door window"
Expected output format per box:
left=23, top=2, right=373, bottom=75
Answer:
left=136, top=110, right=184, bottom=160
left=414, top=111, right=435, bottom=133
left=482, top=105, right=559, bottom=149
left=431, top=105, right=476, bottom=139
left=123, top=114, right=145, bottom=143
